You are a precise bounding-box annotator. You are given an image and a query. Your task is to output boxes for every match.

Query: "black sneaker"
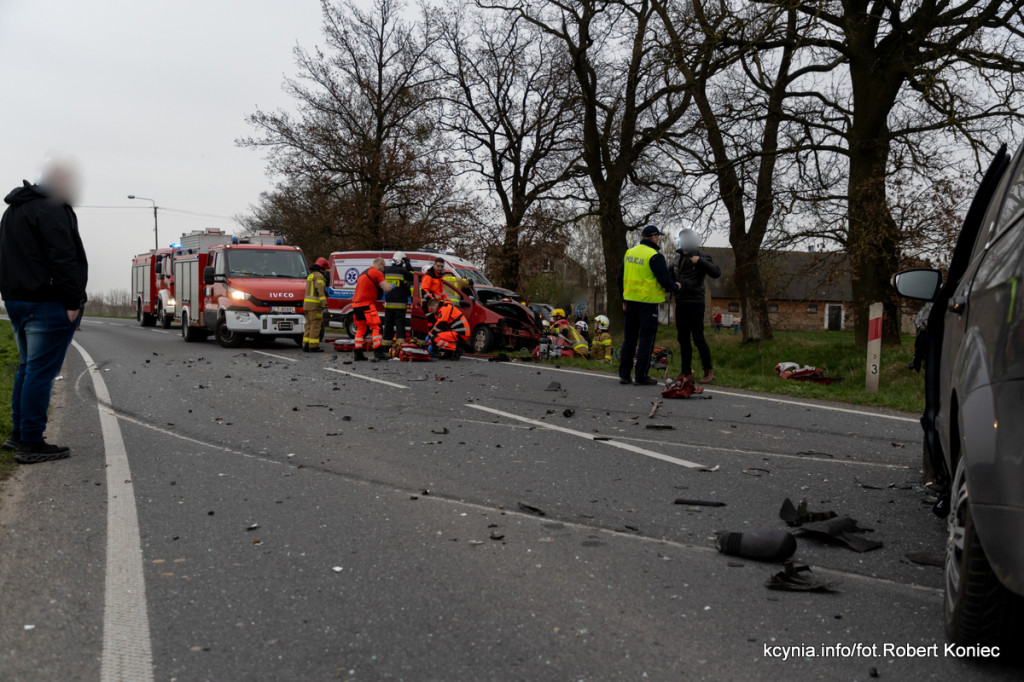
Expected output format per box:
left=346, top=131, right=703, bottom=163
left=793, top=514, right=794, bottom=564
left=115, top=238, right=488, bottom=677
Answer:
left=634, top=377, right=659, bottom=386
left=1, top=435, right=20, bottom=451
left=14, top=441, right=70, bottom=464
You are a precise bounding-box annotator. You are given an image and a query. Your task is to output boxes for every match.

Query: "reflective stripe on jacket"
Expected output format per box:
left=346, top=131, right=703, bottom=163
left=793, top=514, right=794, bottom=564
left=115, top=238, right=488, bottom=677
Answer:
left=623, top=243, right=666, bottom=303
left=304, top=271, right=327, bottom=309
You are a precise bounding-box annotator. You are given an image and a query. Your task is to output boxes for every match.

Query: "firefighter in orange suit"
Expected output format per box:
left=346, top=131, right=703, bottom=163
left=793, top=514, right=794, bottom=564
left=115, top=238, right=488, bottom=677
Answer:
left=352, top=257, right=393, bottom=361
left=420, top=257, right=448, bottom=309
left=425, top=297, right=469, bottom=360
left=302, top=257, right=329, bottom=352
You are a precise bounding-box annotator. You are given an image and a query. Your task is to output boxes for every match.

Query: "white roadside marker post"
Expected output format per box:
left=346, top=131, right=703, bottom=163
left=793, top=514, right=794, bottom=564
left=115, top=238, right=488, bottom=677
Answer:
left=865, top=302, right=883, bottom=394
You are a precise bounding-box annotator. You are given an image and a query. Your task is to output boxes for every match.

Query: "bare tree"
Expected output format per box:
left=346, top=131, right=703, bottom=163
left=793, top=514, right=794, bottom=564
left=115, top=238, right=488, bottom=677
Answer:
left=239, top=0, right=475, bottom=251
left=485, top=0, right=706, bottom=328
left=437, top=6, right=581, bottom=290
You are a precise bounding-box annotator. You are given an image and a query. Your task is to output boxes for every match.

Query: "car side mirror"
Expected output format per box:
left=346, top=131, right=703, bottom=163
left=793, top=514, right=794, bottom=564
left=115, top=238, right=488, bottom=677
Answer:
left=203, top=266, right=215, bottom=285
left=892, top=269, right=942, bottom=301
left=458, top=299, right=471, bottom=308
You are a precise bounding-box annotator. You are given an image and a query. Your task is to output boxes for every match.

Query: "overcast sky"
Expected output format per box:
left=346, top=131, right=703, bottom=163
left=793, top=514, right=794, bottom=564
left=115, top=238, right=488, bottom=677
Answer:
left=0, top=0, right=349, bottom=295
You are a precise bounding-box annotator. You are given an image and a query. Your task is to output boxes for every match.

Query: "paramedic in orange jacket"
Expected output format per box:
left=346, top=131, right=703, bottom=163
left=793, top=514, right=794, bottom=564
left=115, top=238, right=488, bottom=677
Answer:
left=352, top=257, right=393, bottom=361
left=425, top=297, right=468, bottom=360
left=420, top=258, right=448, bottom=308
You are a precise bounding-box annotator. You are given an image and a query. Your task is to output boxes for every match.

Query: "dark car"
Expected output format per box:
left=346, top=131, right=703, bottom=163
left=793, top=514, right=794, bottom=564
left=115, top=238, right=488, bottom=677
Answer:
left=892, top=142, right=1024, bottom=648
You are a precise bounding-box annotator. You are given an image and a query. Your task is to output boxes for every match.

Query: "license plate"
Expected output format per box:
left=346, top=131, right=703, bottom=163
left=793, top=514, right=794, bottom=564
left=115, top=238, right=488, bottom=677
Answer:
left=271, top=306, right=296, bottom=313
left=276, top=321, right=293, bottom=331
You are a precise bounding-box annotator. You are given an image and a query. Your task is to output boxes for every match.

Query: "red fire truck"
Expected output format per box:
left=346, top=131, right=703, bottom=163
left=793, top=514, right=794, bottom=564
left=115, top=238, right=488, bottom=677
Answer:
left=131, top=247, right=175, bottom=328
left=173, top=230, right=315, bottom=348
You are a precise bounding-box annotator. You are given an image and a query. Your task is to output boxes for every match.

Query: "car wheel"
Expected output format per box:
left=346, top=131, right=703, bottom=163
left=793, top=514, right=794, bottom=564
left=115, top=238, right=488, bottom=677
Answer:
left=345, top=316, right=356, bottom=339
left=470, top=325, right=493, bottom=354
left=215, top=316, right=244, bottom=349
left=161, top=312, right=172, bottom=329
left=944, top=454, right=1021, bottom=645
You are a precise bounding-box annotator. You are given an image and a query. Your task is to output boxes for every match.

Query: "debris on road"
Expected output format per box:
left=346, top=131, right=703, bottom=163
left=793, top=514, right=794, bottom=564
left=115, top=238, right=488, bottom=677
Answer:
left=715, top=529, right=796, bottom=562
left=779, top=498, right=837, bottom=526
left=430, top=427, right=449, bottom=435
left=434, top=374, right=447, bottom=381
left=488, top=353, right=511, bottom=362
left=673, top=498, right=726, bottom=507
left=593, top=436, right=611, bottom=441
left=645, top=423, right=674, bottom=430
left=742, top=468, right=770, bottom=477
left=793, top=517, right=883, bottom=552
left=905, top=552, right=943, bottom=567
left=765, top=562, right=840, bottom=592
left=518, top=502, right=546, bottom=516
left=661, top=376, right=703, bottom=399
left=332, top=566, right=343, bottom=573
left=246, top=524, right=260, bottom=531
left=545, top=381, right=561, bottom=392
left=562, top=408, right=574, bottom=418
left=700, top=465, right=720, bottom=473
left=648, top=398, right=662, bottom=418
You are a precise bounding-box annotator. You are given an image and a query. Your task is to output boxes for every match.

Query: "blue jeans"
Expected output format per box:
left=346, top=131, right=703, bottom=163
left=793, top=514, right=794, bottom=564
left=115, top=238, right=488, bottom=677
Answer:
left=619, top=301, right=660, bottom=381
left=6, top=301, right=80, bottom=443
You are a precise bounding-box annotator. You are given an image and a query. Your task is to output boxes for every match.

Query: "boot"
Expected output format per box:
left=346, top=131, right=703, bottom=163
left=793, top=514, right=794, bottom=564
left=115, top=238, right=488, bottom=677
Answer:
left=308, top=345, right=324, bottom=353
left=353, top=350, right=368, bottom=361
left=700, top=369, right=715, bottom=384
left=373, top=347, right=388, bottom=361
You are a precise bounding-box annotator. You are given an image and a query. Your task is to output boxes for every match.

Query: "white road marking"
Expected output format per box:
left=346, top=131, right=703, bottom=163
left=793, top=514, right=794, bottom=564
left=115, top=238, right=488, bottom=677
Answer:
left=456, top=417, right=909, bottom=470
left=253, top=350, right=297, bottom=362
left=471, top=357, right=920, bottom=424
left=466, top=404, right=707, bottom=469
left=149, top=330, right=169, bottom=334
left=71, top=340, right=154, bottom=682
left=325, top=366, right=409, bottom=389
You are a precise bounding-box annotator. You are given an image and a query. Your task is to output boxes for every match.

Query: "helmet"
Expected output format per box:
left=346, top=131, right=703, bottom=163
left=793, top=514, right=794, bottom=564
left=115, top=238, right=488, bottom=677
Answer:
left=574, top=320, right=588, bottom=333
left=676, top=228, right=701, bottom=252
left=551, top=308, right=565, bottom=320
left=595, top=315, right=609, bottom=331
left=314, top=257, right=329, bottom=270
left=392, top=251, right=406, bottom=264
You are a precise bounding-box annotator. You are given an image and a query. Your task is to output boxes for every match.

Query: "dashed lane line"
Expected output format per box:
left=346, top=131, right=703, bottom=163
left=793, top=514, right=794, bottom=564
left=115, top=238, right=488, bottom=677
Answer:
left=456, top=417, right=910, bottom=470
left=325, top=366, right=409, bottom=389
left=466, top=403, right=707, bottom=469
left=253, top=350, right=297, bottom=362
left=71, top=340, right=154, bottom=682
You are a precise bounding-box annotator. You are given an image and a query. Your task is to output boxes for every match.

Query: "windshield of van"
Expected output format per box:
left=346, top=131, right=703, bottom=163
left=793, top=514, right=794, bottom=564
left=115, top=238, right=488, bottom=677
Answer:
left=226, top=249, right=308, bottom=279
left=454, top=267, right=491, bottom=285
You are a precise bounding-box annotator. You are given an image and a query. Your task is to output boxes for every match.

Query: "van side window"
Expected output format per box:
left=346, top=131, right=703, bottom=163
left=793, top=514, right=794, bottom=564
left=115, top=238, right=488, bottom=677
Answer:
left=215, top=253, right=227, bottom=276
left=995, top=154, right=1024, bottom=241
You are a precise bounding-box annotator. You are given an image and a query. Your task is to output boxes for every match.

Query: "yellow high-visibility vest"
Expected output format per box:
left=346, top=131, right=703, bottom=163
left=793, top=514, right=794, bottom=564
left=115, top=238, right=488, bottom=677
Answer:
left=304, top=271, right=326, bottom=307
left=623, top=243, right=665, bottom=303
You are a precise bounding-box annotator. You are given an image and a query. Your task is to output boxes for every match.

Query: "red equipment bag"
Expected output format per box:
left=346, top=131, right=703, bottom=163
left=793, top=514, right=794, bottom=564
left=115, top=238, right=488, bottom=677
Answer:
left=662, top=376, right=703, bottom=399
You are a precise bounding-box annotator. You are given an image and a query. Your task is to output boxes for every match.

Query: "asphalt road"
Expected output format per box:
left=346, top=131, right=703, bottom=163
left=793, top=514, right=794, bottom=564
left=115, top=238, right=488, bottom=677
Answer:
left=0, top=318, right=1020, bottom=682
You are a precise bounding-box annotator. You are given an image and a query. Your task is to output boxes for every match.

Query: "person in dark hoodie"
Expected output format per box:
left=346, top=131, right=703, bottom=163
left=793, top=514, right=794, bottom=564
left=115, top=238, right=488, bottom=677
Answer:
left=617, top=225, right=679, bottom=385
left=670, top=228, right=721, bottom=384
left=0, top=159, right=88, bottom=463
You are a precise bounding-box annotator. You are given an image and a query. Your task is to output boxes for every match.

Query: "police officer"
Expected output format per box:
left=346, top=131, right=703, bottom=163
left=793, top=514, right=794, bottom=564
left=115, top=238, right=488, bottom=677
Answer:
left=303, top=256, right=329, bottom=352
left=618, top=225, right=679, bottom=385
left=383, top=251, right=413, bottom=347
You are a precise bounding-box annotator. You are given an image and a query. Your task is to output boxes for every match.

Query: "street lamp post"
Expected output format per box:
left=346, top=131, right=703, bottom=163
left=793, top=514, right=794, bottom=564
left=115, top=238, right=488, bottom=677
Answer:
left=127, top=194, right=159, bottom=250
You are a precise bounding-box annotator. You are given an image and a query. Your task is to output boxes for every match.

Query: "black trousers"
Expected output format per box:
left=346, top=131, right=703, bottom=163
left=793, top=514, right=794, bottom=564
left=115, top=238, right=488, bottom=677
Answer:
left=619, top=301, right=660, bottom=381
left=676, top=300, right=712, bottom=375
left=383, top=307, right=406, bottom=343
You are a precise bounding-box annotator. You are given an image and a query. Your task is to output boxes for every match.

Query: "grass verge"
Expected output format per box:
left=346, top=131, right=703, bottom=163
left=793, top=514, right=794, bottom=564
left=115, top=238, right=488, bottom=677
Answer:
left=517, top=326, right=925, bottom=413
left=1, top=321, right=18, bottom=480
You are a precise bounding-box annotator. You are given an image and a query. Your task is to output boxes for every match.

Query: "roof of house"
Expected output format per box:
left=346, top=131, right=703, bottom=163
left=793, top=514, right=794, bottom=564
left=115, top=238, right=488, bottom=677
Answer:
left=699, top=247, right=852, bottom=302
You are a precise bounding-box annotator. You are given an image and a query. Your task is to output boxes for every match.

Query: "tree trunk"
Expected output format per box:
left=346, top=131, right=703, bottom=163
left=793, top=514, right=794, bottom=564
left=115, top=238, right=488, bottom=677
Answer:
left=597, top=194, right=629, bottom=331
left=730, top=236, right=771, bottom=342
left=496, top=223, right=522, bottom=291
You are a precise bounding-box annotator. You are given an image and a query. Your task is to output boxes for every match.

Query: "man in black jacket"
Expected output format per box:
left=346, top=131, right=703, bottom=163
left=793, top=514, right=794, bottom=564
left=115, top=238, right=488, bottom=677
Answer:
left=670, top=228, right=721, bottom=384
left=0, top=160, right=88, bottom=463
